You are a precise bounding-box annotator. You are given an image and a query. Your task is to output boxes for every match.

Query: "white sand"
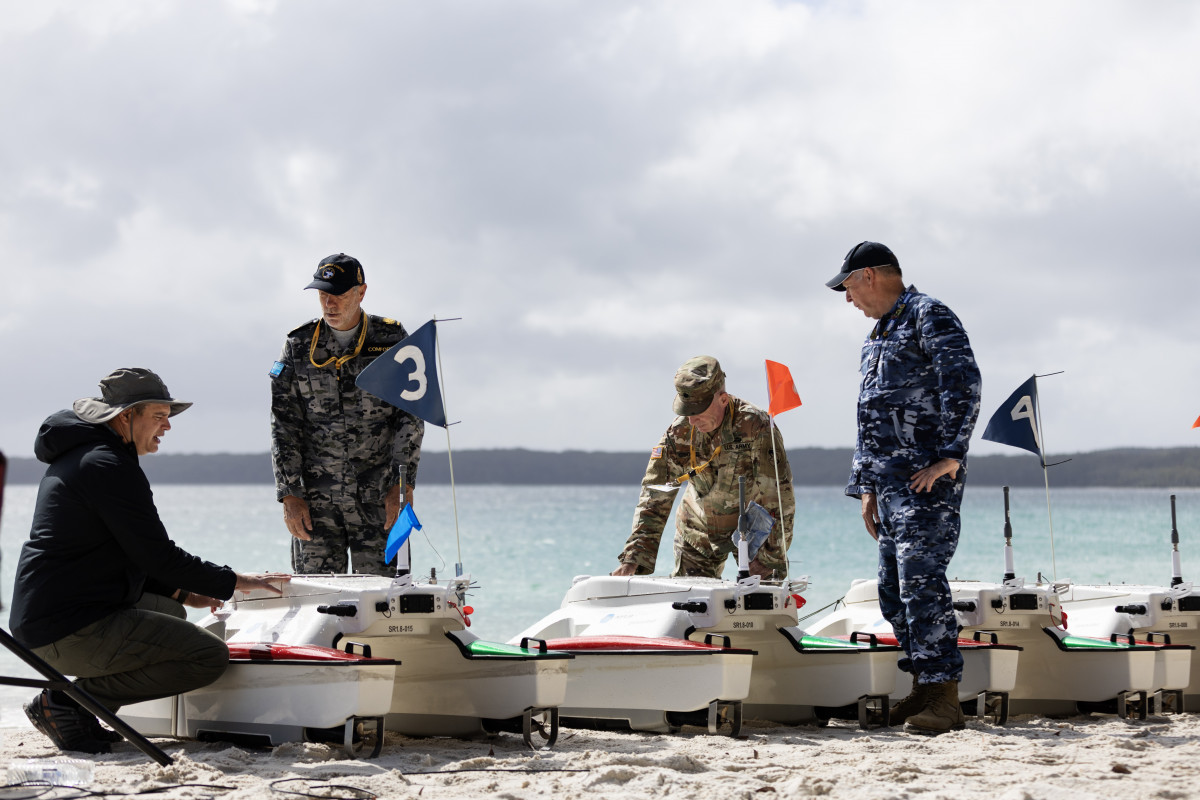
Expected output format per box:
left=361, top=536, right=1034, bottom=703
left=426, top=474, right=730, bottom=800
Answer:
left=5, top=713, right=1200, bottom=800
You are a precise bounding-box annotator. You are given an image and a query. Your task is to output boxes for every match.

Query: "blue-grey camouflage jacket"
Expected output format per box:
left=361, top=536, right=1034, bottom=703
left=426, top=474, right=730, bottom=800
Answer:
left=270, top=313, right=424, bottom=506
left=846, top=285, right=981, bottom=496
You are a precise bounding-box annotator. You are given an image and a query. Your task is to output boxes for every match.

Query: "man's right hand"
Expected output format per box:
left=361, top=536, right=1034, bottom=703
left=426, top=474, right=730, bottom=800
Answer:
left=235, top=573, right=290, bottom=595
left=282, top=495, right=313, bottom=541
left=610, top=562, right=638, bottom=577
left=861, top=492, right=880, bottom=541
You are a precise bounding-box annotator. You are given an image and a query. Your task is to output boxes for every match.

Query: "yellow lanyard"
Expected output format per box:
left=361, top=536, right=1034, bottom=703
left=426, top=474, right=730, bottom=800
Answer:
left=675, top=405, right=729, bottom=484
left=309, top=312, right=368, bottom=372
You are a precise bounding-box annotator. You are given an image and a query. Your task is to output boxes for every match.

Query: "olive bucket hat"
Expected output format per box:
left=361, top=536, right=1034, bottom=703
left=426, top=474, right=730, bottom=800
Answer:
left=72, top=368, right=193, bottom=424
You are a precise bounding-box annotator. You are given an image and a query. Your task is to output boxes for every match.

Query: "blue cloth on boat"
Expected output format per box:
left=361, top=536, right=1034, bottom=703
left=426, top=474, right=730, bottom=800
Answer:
left=385, top=503, right=422, bottom=564
left=733, top=501, right=775, bottom=560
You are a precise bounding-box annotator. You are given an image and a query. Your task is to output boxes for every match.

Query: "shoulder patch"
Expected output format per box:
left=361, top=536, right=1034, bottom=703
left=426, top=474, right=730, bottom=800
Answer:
left=270, top=361, right=286, bottom=377
left=650, top=446, right=663, bottom=459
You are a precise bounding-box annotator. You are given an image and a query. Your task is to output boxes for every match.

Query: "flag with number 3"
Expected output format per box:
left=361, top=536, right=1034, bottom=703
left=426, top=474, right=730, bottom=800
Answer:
left=356, top=319, right=448, bottom=427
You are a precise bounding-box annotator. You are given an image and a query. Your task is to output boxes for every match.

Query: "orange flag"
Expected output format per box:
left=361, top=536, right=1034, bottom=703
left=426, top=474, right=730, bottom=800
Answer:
left=1194, top=414, right=1200, bottom=429
left=765, top=360, right=802, bottom=418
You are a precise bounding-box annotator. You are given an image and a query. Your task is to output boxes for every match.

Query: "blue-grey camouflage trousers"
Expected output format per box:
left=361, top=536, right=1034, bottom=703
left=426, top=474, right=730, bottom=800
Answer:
left=875, top=478, right=964, bottom=685
left=291, top=494, right=391, bottom=576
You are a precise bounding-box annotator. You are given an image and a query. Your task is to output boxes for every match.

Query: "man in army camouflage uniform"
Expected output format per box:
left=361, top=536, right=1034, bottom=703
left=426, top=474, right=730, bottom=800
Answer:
left=828, top=241, right=981, bottom=734
left=612, top=356, right=795, bottom=580
left=270, top=253, right=424, bottom=575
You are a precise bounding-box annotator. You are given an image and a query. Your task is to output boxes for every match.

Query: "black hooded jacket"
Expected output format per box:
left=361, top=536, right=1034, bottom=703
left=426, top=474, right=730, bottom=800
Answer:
left=9, top=410, right=237, bottom=648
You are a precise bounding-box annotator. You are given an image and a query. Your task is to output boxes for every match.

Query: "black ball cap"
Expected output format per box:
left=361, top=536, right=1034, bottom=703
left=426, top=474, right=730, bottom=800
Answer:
left=826, top=241, right=898, bottom=291
left=305, top=253, right=365, bottom=295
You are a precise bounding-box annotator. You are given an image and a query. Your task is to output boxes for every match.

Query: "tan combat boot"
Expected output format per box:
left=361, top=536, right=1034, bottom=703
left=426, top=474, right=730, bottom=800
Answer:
left=904, top=680, right=965, bottom=734
left=888, top=680, right=933, bottom=726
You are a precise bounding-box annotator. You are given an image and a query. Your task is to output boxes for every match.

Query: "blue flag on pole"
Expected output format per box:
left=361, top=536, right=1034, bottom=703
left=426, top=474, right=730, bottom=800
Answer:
left=981, top=375, right=1044, bottom=465
left=356, top=320, right=448, bottom=427
left=385, top=503, right=422, bottom=564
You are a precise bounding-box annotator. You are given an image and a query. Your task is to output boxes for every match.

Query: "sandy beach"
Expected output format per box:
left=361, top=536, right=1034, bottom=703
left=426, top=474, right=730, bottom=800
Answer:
left=4, top=711, right=1200, bottom=800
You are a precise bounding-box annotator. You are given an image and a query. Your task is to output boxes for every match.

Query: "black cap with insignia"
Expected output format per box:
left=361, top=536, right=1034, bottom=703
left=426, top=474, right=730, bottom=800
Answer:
left=305, top=253, right=365, bottom=295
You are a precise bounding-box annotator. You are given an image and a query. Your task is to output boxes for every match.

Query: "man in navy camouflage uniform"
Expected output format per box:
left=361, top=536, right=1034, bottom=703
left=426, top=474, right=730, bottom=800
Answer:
left=271, top=253, right=424, bottom=575
left=612, top=356, right=795, bottom=580
left=828, top=242, right=981, bottom=734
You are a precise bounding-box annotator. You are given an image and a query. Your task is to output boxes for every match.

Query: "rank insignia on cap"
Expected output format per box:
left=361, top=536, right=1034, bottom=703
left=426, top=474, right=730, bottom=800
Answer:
left=650, top=446, right=663, bottom=459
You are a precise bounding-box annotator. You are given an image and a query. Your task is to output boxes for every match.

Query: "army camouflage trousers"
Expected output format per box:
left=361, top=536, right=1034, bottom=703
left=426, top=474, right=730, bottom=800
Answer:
left=292, top=494, right=391, bottom=576
left=874, top=479, right=964, bottom=685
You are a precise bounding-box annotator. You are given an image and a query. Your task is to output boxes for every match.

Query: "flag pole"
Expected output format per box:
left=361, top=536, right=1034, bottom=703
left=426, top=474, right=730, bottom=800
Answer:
left=764, top=364, right=789, bottom=555
left=1034, top=376, right=1057, bottom=583
left=433, top=315, right=464, bottom=576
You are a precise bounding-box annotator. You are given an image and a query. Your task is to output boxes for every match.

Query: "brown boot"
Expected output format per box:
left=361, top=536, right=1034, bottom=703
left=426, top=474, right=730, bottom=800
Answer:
left=888, top=680, right=933, bottom=726
left=905, top=681, right=965, bottom=734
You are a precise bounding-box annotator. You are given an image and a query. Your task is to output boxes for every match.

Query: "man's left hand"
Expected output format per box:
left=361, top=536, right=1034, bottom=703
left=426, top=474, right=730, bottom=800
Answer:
left=385, top=484, right=414, bottom=529
left=909, top=458, right=960, bottom=493
left=748, top=558, right=775, bottom=579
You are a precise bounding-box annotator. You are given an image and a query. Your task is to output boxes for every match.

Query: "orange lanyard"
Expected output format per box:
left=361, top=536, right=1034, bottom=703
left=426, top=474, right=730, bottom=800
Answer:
left=309, top=312, right=368, bottom=372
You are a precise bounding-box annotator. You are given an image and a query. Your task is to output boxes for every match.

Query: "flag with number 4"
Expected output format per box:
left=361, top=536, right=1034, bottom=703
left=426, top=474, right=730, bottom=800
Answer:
left=356, top=319, right=448, bottom=427
left=981, top=375, right=1043, bottom=465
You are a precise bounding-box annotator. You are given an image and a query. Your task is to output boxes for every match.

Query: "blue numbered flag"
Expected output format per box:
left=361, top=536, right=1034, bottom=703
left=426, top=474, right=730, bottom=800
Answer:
left=356, top=320, right=448, bottom=427
left=981, top=375, right=1044, bottom=465
left=385, top=503, right=422, bottom=564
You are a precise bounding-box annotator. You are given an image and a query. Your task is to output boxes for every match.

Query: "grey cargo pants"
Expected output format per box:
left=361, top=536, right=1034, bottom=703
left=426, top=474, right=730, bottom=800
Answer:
left=31, top=592, right=228, bottom=712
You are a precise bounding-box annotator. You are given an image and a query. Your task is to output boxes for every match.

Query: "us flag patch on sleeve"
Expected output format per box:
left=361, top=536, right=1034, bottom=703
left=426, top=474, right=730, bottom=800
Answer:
left=650, top=446, right=663, bottom=459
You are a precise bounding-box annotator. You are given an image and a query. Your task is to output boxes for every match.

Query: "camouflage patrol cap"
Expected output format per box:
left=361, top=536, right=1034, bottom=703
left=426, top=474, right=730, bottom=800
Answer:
left=73, top=367, right=192, bottom=424
left=673, top=356, right=726, bottom=416
left=305, top=253, right=365, bottom=295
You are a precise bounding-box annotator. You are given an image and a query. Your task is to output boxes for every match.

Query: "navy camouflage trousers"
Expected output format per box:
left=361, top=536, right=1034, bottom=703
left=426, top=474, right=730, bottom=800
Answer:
left=292, top=493, right=391, bottom=576
left=875, top=478, right=964, bottom=685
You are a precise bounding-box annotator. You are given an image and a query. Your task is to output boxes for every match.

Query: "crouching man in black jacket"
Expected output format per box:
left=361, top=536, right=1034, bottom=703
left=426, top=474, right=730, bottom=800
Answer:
left=10, top=368, right=287, bottom=754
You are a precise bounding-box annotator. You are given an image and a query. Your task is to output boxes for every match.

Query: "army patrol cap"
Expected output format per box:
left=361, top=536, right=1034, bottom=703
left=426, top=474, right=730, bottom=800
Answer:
left=73, top=367, right=192, bottom=424
left=826, top=241, right=899, bottom=291
left=305, top=253, right=365, bottom=295
left=673, top=356, right=726, bottom=416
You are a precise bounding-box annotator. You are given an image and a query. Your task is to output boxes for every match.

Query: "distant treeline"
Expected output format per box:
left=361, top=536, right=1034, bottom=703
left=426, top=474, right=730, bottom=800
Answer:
left=6, top=447, right=1200, bottom=488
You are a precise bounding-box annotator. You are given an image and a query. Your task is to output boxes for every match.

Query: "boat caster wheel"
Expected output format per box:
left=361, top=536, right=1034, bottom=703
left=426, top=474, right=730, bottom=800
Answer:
left=304, top=716, right=384, bottom=759
left=522, top=707, right=559, bottom=750
left=981, top=692, right=1009, bottom=725
left=857, top=696, right=889, bottom=730
left=707, top=700, right=742, bottom=738
left=1117, top=691, right=1149, bottom=721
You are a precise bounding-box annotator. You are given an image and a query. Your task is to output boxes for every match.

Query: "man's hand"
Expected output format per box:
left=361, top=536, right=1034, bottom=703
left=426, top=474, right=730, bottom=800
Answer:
left=235, top=572, right=290, bottom=595
left=748, top=558, right=774, bottom=578
left=909, top=458, right=960, bottom=493
left=385, top=483, right=413, bottom=529
left=861, top=492, right=880, bottom=541
left=282, top=496, right=313, bottom=541
left=182, top=592, right=225, bottom=612
left=611, top=562, right=638, bottom=577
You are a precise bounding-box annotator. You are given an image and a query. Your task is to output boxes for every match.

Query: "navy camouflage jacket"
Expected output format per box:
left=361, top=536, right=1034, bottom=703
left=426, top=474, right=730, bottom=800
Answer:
left=846, top=285, right=981, bottom=496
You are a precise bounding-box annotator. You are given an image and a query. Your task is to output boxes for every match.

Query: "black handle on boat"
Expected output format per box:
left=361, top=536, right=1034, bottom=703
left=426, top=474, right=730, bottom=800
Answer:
left=1110, top=632, right=1137, bottom=646
left=849, top=631, right=879, bottom=647
left=671, top=601, right=709, bottom=613
left=952, top=600, right=977, bottom=612
left=1146, top=631, right=1172, bottom=645
left=703, top=633, right=732, bottom=649
left=317, top=603, right=358, bottom=617
left=1114, top=604, right=1148, bottom=615
left=972, top=630, right=999, bottom=644
left=520, top=637, right=548, bottom=654
left=342, top=640, right=373, bottom=658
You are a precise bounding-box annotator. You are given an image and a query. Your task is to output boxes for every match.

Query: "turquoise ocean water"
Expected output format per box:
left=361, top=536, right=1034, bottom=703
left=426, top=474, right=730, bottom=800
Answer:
left=3, top=483, right=1199, bottom=727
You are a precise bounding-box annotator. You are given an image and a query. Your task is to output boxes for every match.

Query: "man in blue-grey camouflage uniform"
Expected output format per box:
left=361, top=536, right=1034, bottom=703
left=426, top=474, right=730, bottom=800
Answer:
left=612, top=356, right=795, bottom=580
left=827, top=241, right=981, bottom=734
left=271, top=253, right=424, bottom=575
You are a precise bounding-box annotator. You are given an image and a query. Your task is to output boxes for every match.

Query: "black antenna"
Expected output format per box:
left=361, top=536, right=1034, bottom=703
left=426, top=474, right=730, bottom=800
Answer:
left=1171, top=494, right=1183, bottom=587
left=1002, top=486, right=1016, bottom=582
left=737, top=476, right=750, bottom=580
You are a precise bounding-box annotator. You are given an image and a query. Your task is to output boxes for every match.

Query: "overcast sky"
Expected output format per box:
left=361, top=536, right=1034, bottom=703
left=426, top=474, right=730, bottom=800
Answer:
left=2, top=1, right=1197, bottom=461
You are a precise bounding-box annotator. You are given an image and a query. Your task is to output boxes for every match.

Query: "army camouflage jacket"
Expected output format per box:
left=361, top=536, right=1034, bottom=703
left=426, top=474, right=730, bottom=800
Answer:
left=619, top=396, right=796, bottom=577
left=270, top=312, right=425, bottom=506
left=847, top=285, right=981, bottom=497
